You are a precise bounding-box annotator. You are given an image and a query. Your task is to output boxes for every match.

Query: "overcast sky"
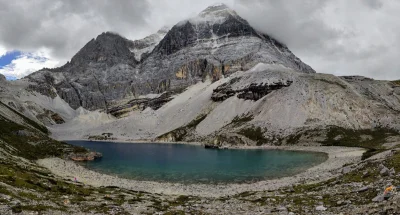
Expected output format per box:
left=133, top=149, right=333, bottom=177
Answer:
left=0, top=0, right=399, bottom=80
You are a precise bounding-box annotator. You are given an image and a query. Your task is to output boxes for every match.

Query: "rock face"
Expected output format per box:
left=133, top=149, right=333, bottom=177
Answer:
left=0, top=74, right=6, bottom=83
left=130, top=27, right=169, bottom=61
left=107, top=92, right=173, bottom=118
left=25, top=3, right=315, bottom=111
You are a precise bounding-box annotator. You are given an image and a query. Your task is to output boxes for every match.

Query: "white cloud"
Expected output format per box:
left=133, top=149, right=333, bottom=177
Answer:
left=0, top=49, right=59, bottom=79
left=0, top=46, right=6, bottom=57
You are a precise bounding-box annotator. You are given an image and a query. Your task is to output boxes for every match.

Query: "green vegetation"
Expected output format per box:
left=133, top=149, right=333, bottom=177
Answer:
left=0, top=117, right=84, bottom=160
left=230, top=114, right=254, bottom=125
left=391, top=80, right=400, bottom=86
left=157, top=113, right=208, bottom=141
left=237, top=126, right=268, bottom=146
left=315, top=78, right=347, bottom=89
left=0, top=101, right=48, bottom=134
left=186, top=114, right=207, bottom=128
left=320, top=126, right=400, bottom=159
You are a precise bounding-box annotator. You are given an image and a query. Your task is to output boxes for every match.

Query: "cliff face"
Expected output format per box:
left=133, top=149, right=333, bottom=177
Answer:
left=25, top=4, right=314, bottom=111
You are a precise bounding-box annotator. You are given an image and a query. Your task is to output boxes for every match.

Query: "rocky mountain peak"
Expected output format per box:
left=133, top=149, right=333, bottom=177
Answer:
left=25, top=3, right=316, bottom=111
left=0, top=74, right=6, bottom=82
left=198, top=3, right=237, bottom=18
left=68, top=31, right=136, bottom=68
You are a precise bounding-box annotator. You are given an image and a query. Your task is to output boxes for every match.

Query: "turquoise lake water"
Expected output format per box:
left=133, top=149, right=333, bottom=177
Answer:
left=67, top=141, right=328, bottom=184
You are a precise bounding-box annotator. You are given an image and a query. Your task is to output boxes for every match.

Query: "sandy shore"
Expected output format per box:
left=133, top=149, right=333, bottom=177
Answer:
left=37, top=146, right=365, bottom=198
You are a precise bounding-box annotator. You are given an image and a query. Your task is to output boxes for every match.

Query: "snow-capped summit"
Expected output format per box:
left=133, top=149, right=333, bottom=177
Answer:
left=25, top=3, right=315, bottom=111
left=199, top=3, right=236, bottom=17
left=130, top=26, right=170, bottom=61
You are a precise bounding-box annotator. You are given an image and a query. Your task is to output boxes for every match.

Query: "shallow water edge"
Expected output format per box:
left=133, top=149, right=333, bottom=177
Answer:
left=37, top=145, right=365, bottom=197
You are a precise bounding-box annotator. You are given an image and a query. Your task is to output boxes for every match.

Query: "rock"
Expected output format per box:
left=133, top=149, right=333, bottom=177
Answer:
left=315, top=205, right=327, bottom=211
left=389, top=168, right=396, bottom=176
left=342, top=166, right=352, bottom=174
left=288, top=212, right=295, bottom=215
left=12, top=130, right=34, bottom=137
left=287, top=186, right=295, bottom=193
left=0, top=74, right=6, bottom=83
left=357, top=186, right=369, bottom=193
left=10, top=200, right=22, bottom=213
left=211, top=79, right=293, bottom=102
left=362, top=170, right=370, bottom=178
left=315, top=196, right=323, bottom=200
left=69, top=151, right=103, bottom=161
left=107, top=93, right=173, bottom=117
left=380, top=167, right=390, bottom=176
left=278, top=206, right=287, bottom=212
left=372, top=195, right=385, bottom=202
left=204, top=144, right=220, bottom=149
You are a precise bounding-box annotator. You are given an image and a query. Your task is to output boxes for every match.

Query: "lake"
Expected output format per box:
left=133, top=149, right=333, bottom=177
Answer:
left=67, top=141, right=328, bottom=184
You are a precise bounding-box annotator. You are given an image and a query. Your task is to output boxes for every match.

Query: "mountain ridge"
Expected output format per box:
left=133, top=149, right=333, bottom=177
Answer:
left=25, top=4, right=315, bottom=111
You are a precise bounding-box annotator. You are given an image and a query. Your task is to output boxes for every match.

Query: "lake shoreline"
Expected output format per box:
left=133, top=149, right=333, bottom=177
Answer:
left=37, top=144, right=365, bottom=198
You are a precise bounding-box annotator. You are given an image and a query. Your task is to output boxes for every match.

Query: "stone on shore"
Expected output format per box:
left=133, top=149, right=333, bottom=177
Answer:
left=68, top=151, right=103, bottom=161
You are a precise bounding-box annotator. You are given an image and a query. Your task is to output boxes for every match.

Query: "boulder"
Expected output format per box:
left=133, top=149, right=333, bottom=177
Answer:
left=13, top=130, right=34, bottom=137
left=315, top=205, right=327, bottom=211
left=69, top=152, right=103, bottom=161
left=372, top=195, right=384, bottom=202
left=357, top=186, right=369, bottom=193
left=389, top=168, right=396, bottom=176
left=342, top=166, right=352, bottom=174
left=380, top=167, right=390, bottom=176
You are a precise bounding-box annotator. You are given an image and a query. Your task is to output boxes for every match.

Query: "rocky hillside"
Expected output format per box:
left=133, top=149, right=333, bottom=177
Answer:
left=1, top=94, right=400, bottom=214
left=24, top=3, right=314, bottom=111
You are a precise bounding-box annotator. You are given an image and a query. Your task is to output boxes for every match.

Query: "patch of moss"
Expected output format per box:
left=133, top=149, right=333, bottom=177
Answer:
left=315, top=78, right=347, bottom=89
left=17, top=191, right=39, bottom=200
left=237, top=126, right=268, bottom=146
left=320, top=126, right=399, bottom=159
left=391, top=80, right=400, bottom=86
left=20, top=204, right=58, bottom=212
left=231, top=114, right=254, bottom=125
left=186, top=114, right=207, bottom=128
left=157, top=113, right=207, bottom=141
left=0, top=117, right=86, bottom=160
left=0, top=101, right=48, bottom=134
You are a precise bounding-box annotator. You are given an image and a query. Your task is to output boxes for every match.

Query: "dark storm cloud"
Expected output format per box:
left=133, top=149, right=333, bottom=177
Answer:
left=0, top=0, right=150, bottom=60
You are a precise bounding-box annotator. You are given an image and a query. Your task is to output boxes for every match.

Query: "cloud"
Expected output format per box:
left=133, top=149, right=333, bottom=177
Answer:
left=0, top=0, right=150, bottom=63
left=233, top=0, right=400, bottom=80
left=0, top=0, right=399, bottom=80
left=0, top=50, right=59, bottom=79
left=0, top=46, right=6, bottom=57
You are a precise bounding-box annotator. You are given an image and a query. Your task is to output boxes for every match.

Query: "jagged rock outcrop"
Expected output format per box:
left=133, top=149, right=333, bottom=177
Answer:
left=212, top=77, right=292, bottom=102
left=25, top=3, right=315, bottom=111
left=108, top=92, right=173, bottom=118
left=130, top=27, right=169, bottom=61
left=0, top=74, right=6, bottom=83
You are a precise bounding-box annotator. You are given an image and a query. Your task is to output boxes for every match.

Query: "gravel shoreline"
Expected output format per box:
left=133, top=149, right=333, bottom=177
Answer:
left=37, top=145, right=365, bottom=198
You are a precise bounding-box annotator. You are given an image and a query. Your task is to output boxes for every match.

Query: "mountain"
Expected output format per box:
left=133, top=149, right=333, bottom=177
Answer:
left=130, top=26, right=169, bottom=61
left=0, top=3, right=399, bottom=147
left=25, top=3, right=314, bottom=111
